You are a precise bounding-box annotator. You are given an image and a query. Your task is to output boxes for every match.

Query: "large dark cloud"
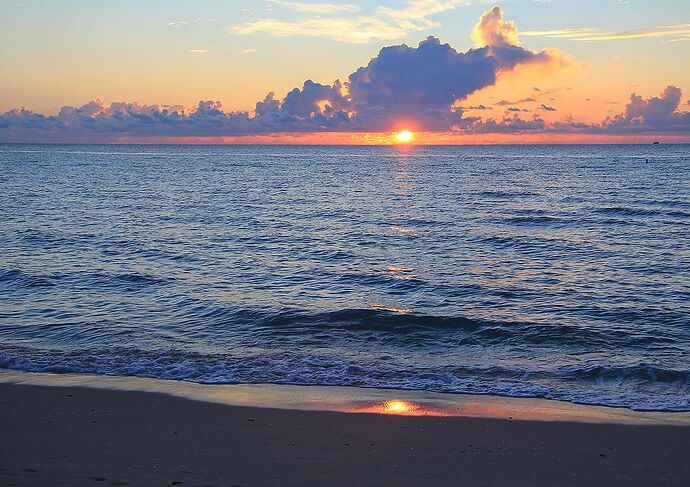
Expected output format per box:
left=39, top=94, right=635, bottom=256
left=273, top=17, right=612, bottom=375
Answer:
left=347, top=37, right=498, bottom=130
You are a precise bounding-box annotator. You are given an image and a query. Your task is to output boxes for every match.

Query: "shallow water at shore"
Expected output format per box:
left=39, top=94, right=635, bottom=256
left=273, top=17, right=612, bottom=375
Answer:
left=3, top=370, right=689, bottom=425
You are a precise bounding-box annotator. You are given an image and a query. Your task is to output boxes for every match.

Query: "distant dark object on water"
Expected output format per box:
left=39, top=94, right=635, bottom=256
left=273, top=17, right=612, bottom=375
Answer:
left=653, top=141, right=660, bottom=145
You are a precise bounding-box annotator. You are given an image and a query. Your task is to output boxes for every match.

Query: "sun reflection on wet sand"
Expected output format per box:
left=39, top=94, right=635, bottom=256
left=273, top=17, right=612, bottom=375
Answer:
left=354, top=400, right=440, bottom=416
left=383, top=400, right=416, bottom=414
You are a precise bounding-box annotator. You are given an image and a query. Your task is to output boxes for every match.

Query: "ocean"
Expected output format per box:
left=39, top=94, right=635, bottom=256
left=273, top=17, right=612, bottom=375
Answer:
left=0, top=144, right=688, bottom=411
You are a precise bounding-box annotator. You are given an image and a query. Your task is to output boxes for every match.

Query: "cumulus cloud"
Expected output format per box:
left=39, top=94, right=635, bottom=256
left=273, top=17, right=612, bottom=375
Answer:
left=469, top=6, right=566, bottom=72
left=599, top=86, right=690, bottom=133
left=344, top=34, right=555, bottom=130
left=471, top=6, right=519, bottom=47
left=468, top=87, right=690, bottom=135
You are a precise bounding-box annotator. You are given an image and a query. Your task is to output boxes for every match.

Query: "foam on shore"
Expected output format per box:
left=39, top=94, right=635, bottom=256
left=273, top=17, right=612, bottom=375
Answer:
left=1, top=370, right=688, bottom=425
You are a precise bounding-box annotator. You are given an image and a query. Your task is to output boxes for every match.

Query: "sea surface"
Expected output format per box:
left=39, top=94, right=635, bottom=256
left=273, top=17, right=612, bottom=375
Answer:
left=0, top=144, right=688, bottom=411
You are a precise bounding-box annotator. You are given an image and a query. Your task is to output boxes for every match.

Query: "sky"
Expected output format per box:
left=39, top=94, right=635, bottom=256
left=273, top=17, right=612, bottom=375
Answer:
left=1, top=0, right=690, bottom=143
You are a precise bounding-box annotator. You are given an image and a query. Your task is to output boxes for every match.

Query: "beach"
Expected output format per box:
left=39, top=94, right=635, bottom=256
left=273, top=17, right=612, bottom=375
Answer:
left=2, top=0, right=690, bottom=484
left=2, top=378, right=689, bottom=486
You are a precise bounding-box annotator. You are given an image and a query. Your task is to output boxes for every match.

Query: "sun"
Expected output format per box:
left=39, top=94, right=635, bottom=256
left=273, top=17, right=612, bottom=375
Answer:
left=395, top=130, right=413, bottom=143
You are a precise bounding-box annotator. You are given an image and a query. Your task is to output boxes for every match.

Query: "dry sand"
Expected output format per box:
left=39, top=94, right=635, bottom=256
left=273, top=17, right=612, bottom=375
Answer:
left=1, top=382, right=689, bottom=486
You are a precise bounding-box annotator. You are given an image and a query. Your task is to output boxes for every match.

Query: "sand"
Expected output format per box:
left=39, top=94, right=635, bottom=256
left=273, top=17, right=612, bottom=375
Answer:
left=1, top=381, right=689, bottom=486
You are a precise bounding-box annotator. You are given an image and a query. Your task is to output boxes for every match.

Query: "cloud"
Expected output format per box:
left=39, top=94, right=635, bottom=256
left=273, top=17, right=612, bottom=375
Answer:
left=471, top=6, right=519, bottom=47
left=231, top=0, right=468, bottom=44
left=345, top=33, right=558, bottom=130
left=495, top=97, right=537, bottom=106
left=540, top=104, right=557, bottom=111
left=522, top=24, right=690, bottom=42
left=599, top=86, right=690, bottom=133
left=4, top=86, right=689, bottom=142
left=469, top=6, right=565, bottom=72
left=335, top=6, right=562, bottom=129
left=466, top=113, right=547, bottom=134
left=267, top=1, right=359, bottom=14
left=493, top=86, right=571, bottom=108
left=466, top=87, right=690, bottom=135
left=462, top=105, right=492, bottom=110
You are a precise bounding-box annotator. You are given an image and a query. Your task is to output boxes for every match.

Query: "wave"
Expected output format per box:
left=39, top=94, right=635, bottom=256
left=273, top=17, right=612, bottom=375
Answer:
left=501, top=215, right=568, bottom=226
left=2, top=281, right=683, bottom=349
left=161, top=305, right=681, bottom=348
left=0, top=269, right=55, bottom=290
left=0, top=268, right=170, bottom=292
left=593, top=206, right=690, bottom=219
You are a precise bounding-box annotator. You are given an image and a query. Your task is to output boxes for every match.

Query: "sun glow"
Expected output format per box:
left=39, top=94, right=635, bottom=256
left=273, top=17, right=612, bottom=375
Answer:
left=395, top=130, right=413, bottom=143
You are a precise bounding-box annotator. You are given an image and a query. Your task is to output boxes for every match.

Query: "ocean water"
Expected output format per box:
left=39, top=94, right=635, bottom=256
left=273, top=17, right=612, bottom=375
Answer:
left=0, top=144, right=688, bottom=411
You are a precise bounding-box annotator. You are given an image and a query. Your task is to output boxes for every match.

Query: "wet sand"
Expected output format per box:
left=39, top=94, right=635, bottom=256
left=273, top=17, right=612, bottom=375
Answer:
left=1, top=381, right=689, bottom=486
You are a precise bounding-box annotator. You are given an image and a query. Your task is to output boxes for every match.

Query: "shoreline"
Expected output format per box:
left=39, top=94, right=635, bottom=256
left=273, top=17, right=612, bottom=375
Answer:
left=1, top=376, right=689, bottom=486
left=1, top=369, right=689, bottom=425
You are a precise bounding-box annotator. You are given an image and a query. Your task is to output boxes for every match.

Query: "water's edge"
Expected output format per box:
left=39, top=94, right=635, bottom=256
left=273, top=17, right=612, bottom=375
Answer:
left=2, top=370, right=688, bottom=426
